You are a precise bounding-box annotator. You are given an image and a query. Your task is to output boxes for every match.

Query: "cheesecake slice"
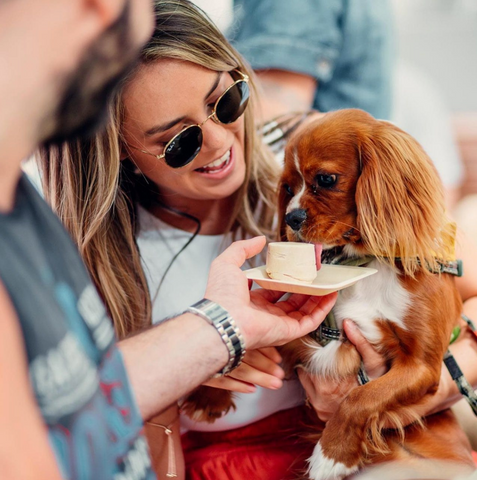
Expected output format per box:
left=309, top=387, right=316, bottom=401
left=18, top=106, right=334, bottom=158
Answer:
left=266, top=242, right=317, bottom=284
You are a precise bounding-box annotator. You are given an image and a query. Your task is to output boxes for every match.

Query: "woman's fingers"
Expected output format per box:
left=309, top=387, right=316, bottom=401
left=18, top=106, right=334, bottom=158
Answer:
left=203, top=348, right=285, bottom=392
left=227, top=361, right=283, bottom=389
left=240, top=348, right=283, bottom=375
left=204, top=364, right=282, bottom=391
left=343, top=319, right=387, bottom=379
left=296, top=322, right=387, bottom=424
left=204, top=376, right=256, bottom=393
left=297, top=367, right=357, bottom=422
left=254, top=346, right=282, bottom=363
left=228, top=349, right=284, bottom=388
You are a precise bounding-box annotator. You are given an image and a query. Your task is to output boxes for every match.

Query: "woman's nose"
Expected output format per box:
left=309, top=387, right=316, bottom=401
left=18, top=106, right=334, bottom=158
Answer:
left=199, top=117, right=228, bottom=154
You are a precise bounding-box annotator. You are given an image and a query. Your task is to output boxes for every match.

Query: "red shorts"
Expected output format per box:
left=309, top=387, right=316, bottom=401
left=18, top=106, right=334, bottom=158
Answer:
left=181, top=406, right=314, bottom=480
left=182, top=407, right=477, bottom=478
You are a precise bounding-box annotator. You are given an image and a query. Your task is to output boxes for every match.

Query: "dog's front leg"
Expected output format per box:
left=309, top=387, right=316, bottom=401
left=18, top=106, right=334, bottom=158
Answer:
left=307, top=359, right=440, bottom=480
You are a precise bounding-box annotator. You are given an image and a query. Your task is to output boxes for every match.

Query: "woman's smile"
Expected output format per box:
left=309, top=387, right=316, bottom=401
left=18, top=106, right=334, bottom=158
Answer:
left=194, top=148, right=233, bottom=177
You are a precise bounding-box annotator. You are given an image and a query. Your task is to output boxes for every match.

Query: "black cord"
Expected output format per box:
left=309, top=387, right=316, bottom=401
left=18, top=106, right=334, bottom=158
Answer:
left=121, top=160, right=202, bottom=303
left=151, top=199, right=201, bottom=305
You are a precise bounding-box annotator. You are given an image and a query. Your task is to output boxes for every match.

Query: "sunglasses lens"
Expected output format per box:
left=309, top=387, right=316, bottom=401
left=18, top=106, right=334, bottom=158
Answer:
left=164, top=125, right=203, bottom=168
left=216, top=80, right=250, bottom=124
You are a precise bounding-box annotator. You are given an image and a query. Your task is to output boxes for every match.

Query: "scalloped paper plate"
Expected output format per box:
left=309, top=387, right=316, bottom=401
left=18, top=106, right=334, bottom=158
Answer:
left=244, top=264, right=377, bottom=296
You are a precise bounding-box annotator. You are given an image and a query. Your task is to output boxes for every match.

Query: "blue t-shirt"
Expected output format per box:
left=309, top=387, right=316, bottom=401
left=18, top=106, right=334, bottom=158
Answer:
left=229, top=0, right=394, bottom=120
left=0, top=175, right=155, bottom=480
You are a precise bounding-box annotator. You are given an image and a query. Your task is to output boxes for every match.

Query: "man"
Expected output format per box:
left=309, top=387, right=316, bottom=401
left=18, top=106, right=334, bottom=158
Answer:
left=0, top=1, right=336, bottom=478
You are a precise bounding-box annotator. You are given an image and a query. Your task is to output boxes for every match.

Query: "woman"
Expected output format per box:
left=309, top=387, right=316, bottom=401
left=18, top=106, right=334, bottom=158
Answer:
left=39, top=1, right=477, bottom=478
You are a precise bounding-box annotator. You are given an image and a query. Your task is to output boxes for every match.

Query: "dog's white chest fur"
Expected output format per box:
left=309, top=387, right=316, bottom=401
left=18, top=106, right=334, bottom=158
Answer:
left=307, top=260, right=411, bottom=376
left=334, top=259, right=410, bottom=342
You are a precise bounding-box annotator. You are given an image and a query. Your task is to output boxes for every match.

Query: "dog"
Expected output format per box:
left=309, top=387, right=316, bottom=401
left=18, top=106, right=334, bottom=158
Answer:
left=277, top=109, right=475, bottom=479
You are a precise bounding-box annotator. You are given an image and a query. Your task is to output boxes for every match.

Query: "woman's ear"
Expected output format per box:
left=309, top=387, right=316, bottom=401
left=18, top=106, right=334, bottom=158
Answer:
left=277, top=184, right=288, bottom=241
left=120, top=146, right=141, bottom=174
left=120, top=143, right=129, bottom=161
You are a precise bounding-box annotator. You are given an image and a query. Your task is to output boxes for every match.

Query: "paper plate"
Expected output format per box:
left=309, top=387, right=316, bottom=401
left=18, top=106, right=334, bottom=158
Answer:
left=244, top=264, right=377, bottom=296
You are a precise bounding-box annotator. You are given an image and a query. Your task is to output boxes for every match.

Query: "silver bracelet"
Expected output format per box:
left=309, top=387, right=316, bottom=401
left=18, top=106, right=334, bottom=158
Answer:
left=185, top=298, right=246, bottom=376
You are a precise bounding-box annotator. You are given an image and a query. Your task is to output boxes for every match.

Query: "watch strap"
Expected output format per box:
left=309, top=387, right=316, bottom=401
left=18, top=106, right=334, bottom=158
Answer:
left=186, top=298, right=246, bottom=376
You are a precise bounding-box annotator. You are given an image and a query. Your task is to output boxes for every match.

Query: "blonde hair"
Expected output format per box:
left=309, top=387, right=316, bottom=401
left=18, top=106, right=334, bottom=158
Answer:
left=39, top=0, right=279, bottom=338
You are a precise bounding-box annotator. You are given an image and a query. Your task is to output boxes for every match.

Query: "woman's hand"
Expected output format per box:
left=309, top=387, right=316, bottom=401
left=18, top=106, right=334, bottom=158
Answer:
left=204, top=347, right=285, bottom=393
left=297, top=319, right=387, bottom=422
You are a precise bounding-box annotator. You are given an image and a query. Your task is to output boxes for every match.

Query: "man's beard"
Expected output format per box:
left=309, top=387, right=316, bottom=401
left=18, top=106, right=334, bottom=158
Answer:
left=43, top=2, right=140, bottom=146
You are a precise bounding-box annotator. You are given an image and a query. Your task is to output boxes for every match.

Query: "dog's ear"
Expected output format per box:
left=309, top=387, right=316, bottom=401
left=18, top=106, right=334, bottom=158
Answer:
left=355, top=122, right=447, bottom=275
left=277, top=180, right=289, bottom=241
left=277, top=142, right=298, bottom=241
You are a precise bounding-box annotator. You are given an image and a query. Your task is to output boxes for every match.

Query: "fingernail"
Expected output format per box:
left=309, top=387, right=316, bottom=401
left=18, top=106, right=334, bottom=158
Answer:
left=344, top=319, right=357, bottom=332
left=270, top=378, right=283, bottom=389
left=246, top=385, right=256, bottom=393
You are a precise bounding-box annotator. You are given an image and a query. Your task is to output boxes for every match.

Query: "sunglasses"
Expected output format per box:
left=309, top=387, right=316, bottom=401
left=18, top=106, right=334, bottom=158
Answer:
left=136, top=70, right=250, bottom=169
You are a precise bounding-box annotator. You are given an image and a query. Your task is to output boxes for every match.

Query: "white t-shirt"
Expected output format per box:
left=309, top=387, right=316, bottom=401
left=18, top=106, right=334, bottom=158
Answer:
left=136, top=206, right=305, bottom=432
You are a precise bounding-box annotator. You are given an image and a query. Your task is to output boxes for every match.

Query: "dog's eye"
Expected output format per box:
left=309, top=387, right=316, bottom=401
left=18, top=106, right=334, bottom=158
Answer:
left=316, top=174, right=338, bottom=188
left=283, top=183, right=294, bottom=196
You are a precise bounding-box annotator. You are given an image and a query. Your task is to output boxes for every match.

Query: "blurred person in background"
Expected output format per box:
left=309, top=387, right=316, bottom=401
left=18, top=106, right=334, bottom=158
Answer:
left=228, top=0, right=393, bottom=121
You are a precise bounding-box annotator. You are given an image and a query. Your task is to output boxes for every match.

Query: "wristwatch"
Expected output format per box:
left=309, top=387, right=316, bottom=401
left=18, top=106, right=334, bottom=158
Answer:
left=185, top=298, right=246, bottom=376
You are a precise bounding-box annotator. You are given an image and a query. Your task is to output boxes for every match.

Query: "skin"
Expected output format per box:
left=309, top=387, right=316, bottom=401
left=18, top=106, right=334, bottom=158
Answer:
left=122, top=235, right=337, bottom=418
left=0, top=283, right=63, bottom=479
left=255, top=69, right=318, bottom=121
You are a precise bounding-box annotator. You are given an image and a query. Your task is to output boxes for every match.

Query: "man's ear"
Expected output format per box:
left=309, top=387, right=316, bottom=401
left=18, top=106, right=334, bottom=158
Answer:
left=82, top=0, right=126, bottom=30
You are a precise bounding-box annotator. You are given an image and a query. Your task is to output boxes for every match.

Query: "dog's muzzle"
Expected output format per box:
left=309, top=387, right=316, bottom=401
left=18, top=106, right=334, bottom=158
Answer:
left=285, top=209, right=307, bottom=231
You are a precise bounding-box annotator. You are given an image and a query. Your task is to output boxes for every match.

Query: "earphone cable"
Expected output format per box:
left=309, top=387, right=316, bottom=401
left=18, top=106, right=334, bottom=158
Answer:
left=151, top=199, right=201, bottom=306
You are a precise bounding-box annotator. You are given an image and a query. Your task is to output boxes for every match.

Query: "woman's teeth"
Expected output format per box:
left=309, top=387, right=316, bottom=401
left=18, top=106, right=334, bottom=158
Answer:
left=196, top=150, right=231, bottom=173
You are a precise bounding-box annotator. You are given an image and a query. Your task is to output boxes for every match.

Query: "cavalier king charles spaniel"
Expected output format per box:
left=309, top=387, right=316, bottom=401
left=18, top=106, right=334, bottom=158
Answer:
left=278, top=109, right=475, bottom=479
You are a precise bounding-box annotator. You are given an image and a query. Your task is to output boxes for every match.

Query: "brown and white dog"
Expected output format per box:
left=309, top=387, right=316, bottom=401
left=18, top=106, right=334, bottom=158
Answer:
left=278, top=109, right=475, bottom=479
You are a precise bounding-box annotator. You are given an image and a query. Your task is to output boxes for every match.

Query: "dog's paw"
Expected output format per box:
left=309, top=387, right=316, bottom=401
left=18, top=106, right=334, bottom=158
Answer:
left=307, top=442, right=358, bottom=480
left=181, top=386, right=235, bottom=424
left=181, top=402, right=235, bottom=423
left=181, top=402, right=234, bottom=423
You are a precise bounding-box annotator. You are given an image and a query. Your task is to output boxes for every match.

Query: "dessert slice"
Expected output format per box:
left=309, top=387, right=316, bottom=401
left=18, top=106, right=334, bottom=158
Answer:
left=266, top=242, right=317, bottom=284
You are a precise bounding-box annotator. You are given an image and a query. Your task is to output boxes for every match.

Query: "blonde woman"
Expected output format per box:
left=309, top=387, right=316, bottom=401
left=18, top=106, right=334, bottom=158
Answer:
left=39, top=1, right=477, bottom=478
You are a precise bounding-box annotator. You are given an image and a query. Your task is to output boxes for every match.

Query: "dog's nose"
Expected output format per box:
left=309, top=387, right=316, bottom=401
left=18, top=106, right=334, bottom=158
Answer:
left=285, top=209, right=307, bottom=231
